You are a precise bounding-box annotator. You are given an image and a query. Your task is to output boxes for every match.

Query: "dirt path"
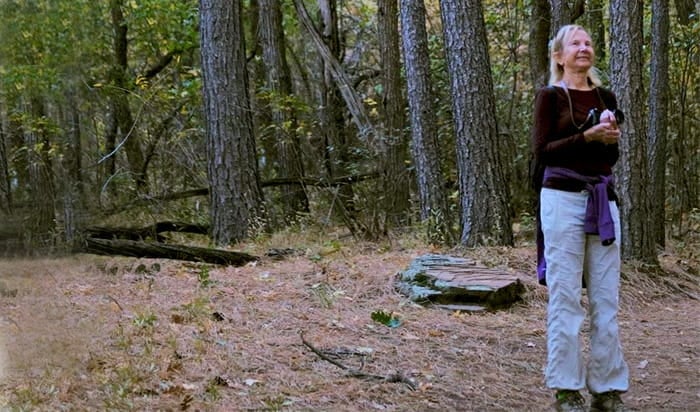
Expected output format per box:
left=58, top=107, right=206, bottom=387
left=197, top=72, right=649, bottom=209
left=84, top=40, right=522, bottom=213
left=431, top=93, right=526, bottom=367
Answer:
left=0, top=248, right=698, bottom=411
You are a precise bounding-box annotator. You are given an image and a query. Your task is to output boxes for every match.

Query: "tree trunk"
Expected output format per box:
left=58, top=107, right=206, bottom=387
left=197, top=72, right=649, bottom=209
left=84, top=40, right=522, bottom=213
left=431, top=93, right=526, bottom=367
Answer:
left=528, top=0, right=550, bottom=88
left=25, top=97, right=56, bottom=245
left=400, top=0, right=453, bottom=244
left=294, top=0, right=373, bottom=137
left=585, top=0, right=606, bottom=65
left=297, top=0, right=362, bottom=236
left=200, top=0, right=265, bottom=245
left=609, top=0, right=657, bottom=263
left=108, top=0, right=146, bottom=189
left=259, top=0, right=309, bottom=224
left=61, top=87, right=85, bottom=245
left=674, top=0, right=696, bottom=24
left=440, top=0, right=513, bottom=246
left=0, top=103, right=10, bottom=214
left=647, top=0, right=670, bottom=247
left=549, top=0, right=585, bottom=35
left=378, top=0, right=410, bottom=227
left=549, top=0, right=571, bottom=36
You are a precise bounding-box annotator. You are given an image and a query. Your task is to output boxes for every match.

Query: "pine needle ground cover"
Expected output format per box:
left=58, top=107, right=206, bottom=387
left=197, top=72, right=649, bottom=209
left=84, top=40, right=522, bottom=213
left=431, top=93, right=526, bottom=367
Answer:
left=0, top=238, right=698, bottom=411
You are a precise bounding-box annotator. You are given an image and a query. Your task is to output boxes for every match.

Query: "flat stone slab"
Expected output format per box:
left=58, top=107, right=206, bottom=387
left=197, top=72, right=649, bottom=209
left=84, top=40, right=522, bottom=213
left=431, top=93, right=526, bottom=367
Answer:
left=395, top=254, right=525, bottom=312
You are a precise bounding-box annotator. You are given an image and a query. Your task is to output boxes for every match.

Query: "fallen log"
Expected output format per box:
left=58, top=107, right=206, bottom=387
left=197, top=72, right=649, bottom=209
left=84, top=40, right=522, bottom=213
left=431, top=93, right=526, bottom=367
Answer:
left=85, top=221, right=209, bottom=242
left=81, top=237, right=258, bottom=266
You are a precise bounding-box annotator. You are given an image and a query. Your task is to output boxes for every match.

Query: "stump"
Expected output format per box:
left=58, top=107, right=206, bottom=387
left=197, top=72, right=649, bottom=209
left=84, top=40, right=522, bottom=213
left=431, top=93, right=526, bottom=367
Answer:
left=396, top=254, right=526, bottom=312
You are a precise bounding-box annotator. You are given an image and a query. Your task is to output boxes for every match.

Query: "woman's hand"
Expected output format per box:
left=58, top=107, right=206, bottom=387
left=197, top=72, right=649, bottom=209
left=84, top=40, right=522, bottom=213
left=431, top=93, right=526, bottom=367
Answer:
left=583, top=118, right=620, bottom=145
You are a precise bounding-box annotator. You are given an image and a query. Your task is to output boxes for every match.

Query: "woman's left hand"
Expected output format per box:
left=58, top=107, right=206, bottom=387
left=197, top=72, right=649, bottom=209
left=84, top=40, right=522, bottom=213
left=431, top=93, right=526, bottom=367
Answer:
left=583, top=122, right=620, bottom=145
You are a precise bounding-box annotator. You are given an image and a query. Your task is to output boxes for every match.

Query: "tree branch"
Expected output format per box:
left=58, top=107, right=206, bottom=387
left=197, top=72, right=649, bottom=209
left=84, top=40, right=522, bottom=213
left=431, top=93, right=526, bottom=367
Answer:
left=299, top=331, right=416, bottom=390
left=292, top=0, right=375, bottom=142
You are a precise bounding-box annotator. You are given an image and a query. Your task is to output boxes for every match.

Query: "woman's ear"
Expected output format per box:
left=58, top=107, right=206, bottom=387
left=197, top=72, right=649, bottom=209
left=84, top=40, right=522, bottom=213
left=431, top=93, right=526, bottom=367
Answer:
left=553, top=51, right=563, bottom=66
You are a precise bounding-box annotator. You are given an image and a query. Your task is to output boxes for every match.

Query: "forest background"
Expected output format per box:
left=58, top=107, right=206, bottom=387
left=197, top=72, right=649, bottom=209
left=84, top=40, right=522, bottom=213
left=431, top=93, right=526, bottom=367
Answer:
left=0, top=0, right=698, bottom=259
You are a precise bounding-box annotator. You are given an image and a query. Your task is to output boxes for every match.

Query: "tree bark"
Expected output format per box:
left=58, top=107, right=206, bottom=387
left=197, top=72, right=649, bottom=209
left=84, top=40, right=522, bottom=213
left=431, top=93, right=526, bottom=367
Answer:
left=549, top=0, right=571, bottom=36
left=0, top=102, right=10, bottom=214
left=674, top=0, right=696, bottom=24
left=259, top=0, right=309, bottom=223
left=400, top=0, right=453, bottom=244
left=609, top=0, right=657, bottom=263
left=108, top=0, right=146, bottom=189
left=440, top=0, right=513, bottom=246
left=378, top=0, right=410, bottom=226
left=293, top=0, right=374, bottom=140
left=647, top=0, right=670, bottom=247
left=85, top=221, right=209, bottom=242
left=585, top=0, right=606, bottom=64
left=549, top=0, right=585, bottom=35
left=528, top=0, right=550, bottom=88
left=200, top=0, right=265, bottom=245
left=26, top=96, right=56, bottom=244
left=82, top=238, right=258, bottom=266
left=296, top=0, right=363, bottom=236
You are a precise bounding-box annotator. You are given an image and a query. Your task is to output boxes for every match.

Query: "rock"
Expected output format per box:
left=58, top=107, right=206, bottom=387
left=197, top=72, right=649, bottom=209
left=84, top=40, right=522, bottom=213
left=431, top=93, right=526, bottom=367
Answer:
left=396, top=254, right=525, bottom=312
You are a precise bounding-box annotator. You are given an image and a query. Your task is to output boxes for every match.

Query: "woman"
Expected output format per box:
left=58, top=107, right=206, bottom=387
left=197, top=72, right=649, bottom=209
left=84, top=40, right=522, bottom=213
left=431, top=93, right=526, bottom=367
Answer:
left=532, top=25, right=629, bottom=412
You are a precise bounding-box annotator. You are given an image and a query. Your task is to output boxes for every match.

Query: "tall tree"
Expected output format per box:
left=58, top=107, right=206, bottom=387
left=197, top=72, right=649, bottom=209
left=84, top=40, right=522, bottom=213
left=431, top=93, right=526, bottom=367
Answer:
left=0, top=106, right=9, bottom=214
left=107, top=0, right=146, bottom=190
left=294, top=0, right=363, bottom=236
left=200, top=0, right=265, bottom=245
left=259, top=0, right=309, bottom=224
left=667, top=0, right=700, bottom=235
left=549, top=0, right=585, bottom=34
left=440, top=0, right=513, bottom=246
left=25, top=96, right=56, bottom=244
left=529, top=0, right=551, bottom=88
left=378, top=0, right=410, bottom=226
left=647, top=0, right=670, bottom=247
left=609, top=0, right=657, bottom=262
left=400, top=0, right=453, bottom=243
left=585, top=0, right=606, bottom=64
left=674, top=0, right=696, bottom=25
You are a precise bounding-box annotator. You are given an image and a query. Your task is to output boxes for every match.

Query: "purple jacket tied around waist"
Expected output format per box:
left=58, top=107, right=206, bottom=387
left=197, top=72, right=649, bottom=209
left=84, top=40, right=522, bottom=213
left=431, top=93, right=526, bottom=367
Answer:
left=536, top=166, right=616, bottom=286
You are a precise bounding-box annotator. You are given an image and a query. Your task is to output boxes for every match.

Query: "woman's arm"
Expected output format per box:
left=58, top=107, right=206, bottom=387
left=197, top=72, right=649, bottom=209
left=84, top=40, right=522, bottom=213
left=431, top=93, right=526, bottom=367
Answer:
left=532, top=87, right=587, bottom=164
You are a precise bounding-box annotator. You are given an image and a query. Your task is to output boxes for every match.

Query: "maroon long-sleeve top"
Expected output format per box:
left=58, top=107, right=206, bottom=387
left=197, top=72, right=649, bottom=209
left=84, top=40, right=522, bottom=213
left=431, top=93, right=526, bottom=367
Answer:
left=532, top=86, right=620, bottom=185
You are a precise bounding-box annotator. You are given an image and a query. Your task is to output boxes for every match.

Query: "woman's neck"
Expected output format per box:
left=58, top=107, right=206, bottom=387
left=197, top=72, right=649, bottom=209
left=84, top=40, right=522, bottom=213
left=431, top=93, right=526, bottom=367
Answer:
left=561, top=73, right=591, bottom=90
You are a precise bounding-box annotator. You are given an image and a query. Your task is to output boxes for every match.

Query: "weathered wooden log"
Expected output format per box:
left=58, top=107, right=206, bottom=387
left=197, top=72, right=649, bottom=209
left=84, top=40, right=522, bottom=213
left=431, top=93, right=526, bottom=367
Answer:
left=85, top=221, right=209, bottom=242
left=81, top=237, right=258, bottom=266
left=396, top=254, right=525, bottom=312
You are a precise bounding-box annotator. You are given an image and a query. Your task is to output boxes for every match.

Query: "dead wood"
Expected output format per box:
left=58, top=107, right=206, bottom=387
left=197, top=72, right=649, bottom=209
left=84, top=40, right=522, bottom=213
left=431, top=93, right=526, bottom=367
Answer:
left=292, top=0, right=375, bottom=141
left=80, top=237, right=258, bottom=266
left=98, top=173, right=380, bottom=218
left=299, top=331, right=416, bottom=390
left=85, top=221, right=209, bottom=242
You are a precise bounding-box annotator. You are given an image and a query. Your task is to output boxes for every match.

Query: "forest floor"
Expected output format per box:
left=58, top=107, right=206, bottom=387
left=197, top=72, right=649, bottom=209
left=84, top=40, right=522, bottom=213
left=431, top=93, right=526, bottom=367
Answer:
left=0, top=229, right=698, bottom=411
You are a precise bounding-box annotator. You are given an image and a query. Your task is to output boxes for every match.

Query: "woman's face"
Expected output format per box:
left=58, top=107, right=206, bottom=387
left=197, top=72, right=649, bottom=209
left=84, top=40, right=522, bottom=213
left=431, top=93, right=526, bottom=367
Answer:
left=557, top=29, right=595, bottom=74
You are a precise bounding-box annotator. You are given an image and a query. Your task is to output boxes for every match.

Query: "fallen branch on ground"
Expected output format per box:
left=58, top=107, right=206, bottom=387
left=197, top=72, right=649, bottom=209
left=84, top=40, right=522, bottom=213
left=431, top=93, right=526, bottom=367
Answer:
left=299, top=330, right=416, bottom=390
left=80, top=237, right=259, bottom=266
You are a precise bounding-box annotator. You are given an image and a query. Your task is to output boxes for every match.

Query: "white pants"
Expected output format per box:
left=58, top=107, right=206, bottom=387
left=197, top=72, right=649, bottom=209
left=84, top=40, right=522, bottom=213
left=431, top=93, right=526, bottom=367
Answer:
left=540, top=188, right=629, bottom=394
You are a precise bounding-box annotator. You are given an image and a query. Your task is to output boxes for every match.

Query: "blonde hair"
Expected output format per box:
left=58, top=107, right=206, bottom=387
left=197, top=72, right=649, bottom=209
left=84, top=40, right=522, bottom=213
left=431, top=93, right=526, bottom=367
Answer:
left=548, top=24, right=602, bottom=87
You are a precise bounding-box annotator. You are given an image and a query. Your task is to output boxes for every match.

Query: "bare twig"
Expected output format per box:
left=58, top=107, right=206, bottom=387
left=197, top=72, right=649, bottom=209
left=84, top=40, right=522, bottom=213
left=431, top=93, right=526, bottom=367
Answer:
left=105, top=295, right=124, bottom=312
left=299, top=331, right=416, bottom=390
left=1, top=316, right=21, bottom=331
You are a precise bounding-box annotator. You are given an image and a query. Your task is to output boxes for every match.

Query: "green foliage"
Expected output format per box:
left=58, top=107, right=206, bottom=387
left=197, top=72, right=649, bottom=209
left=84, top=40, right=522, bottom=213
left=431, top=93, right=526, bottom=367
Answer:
left=0, top=0, right=695, bottom=248
left=198, top=266, right=214, bottom=288
left=370, top=310, right=401, bottom=328
left=133, top=310, right=158, bottom=329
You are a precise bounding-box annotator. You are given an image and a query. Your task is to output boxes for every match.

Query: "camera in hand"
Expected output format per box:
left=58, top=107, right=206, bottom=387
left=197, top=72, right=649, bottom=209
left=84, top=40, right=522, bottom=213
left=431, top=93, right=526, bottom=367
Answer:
left=585, top=107, right=625, bottom=129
